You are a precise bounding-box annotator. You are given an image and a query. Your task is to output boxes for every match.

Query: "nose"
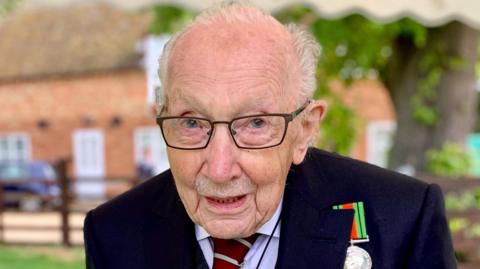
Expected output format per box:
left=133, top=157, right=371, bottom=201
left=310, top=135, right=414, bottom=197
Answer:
left=203, top=124, right=241, bottom=183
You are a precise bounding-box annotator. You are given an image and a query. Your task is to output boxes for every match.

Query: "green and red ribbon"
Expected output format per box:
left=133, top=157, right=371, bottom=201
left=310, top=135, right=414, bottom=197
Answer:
left=333, top=201, right=368, bottom=241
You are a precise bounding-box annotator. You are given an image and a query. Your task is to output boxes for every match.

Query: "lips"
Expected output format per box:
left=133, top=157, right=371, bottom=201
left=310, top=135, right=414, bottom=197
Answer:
left=205, top=194, right=248, bottom=211
left=207, top=195, right=246, bottom=204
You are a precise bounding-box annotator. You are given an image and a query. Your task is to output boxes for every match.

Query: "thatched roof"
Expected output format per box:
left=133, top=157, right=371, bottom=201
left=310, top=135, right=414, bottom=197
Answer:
left=0, top=2, right=151, bottom=81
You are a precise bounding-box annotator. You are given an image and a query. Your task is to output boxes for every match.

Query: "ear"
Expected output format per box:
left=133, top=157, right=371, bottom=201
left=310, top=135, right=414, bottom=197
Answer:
left=292, top=100, right=327, bottom=164
left=152, top=104, right=161, bottom=116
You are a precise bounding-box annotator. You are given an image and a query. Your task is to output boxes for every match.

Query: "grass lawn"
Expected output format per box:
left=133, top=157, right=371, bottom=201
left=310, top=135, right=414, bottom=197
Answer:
left=0, top=245, right=84, bottom=269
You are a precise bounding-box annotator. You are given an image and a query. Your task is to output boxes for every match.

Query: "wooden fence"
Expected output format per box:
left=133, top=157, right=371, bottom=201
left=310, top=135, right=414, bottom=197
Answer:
left=0, top=162, right=479, bottom=251
left=0, top=159, right=141, bottom=246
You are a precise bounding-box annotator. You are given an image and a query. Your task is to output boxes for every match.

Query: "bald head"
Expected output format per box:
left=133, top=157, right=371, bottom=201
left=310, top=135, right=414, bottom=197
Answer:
left=156, top=1, right=326, bottom=239
left=157, top=1, right=320, bottom=112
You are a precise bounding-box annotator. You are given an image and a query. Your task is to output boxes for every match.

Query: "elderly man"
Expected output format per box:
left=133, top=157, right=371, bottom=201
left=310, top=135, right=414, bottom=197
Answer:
left=84, top=1, right=456, bottom=269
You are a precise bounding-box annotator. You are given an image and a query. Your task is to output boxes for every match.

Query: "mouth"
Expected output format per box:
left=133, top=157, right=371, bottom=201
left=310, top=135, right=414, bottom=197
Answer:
left=205, top=194, right=248, bottom=210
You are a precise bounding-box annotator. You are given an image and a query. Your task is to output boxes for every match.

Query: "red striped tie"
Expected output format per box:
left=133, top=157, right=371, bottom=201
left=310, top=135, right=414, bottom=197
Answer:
left=212, top=234, right=259, bottom=269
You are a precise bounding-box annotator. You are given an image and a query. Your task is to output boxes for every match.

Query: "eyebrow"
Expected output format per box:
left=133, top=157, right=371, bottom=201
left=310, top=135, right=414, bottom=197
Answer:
left=170, top=88, right=277, bottom=118
left=170, top=90, right=211, bottom=116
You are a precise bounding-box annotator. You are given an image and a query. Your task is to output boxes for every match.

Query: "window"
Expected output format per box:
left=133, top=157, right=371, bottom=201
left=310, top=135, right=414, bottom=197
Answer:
left=143, top=34, right=171, bottom=105
left=73, top=129, right=105, bottom=177
left=0, top=133, right=31, bottom=161
left=73, top=129, right=105, bottom=198
left=134, top=127, right=169, bottom=177
left=366, top=121, right=396, bottom=168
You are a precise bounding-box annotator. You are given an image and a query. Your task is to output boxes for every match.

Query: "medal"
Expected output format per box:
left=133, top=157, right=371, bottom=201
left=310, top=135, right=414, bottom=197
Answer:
left=344, top=245, right=372, bottom=269
left=333, top=202, right=372, bottom=269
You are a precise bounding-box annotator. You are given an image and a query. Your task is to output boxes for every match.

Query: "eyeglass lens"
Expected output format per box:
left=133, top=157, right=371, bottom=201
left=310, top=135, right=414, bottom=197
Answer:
left=161, top=115, right=287, bottom=149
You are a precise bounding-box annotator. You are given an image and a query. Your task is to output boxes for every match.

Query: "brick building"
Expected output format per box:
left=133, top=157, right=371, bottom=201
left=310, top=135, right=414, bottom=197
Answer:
left=0, top=3, right=169, bottom=198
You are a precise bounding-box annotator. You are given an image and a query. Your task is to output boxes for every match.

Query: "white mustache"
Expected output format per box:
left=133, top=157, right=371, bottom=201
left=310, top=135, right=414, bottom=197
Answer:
left=194, top=176, right=255, bottom=197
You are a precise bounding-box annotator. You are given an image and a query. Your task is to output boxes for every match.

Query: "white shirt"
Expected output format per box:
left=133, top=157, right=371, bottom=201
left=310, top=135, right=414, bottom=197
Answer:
left=195, top=201, right=282, bottom=269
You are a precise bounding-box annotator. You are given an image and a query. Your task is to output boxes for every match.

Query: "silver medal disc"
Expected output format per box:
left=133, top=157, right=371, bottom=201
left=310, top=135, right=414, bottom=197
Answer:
left=343, top=245, right=372, bottom=269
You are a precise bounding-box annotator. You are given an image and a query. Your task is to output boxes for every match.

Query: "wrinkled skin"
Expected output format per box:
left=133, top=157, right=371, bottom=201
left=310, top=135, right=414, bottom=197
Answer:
left=163, top=18, right=326, bottom=239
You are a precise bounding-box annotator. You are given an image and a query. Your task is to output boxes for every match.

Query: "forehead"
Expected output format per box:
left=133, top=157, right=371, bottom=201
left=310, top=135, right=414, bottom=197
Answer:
left=165, top=19, right=297, bottom=114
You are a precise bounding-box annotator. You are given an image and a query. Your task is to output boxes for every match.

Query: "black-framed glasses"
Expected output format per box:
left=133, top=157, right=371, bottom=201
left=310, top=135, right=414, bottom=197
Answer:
left=156, top=100, right=310, bottom=150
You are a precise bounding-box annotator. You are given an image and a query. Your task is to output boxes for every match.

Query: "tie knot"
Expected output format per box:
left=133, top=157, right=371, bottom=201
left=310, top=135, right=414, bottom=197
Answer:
left=212, top=234, right=259, bottom=269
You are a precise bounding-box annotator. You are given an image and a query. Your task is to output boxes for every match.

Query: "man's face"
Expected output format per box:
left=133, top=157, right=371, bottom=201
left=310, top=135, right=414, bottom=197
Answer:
left=164, top=22, right=307, bottom=239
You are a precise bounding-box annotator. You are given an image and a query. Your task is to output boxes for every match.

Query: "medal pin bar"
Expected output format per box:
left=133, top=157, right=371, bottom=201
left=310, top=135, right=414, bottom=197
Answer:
left=333, top=202, right=372, bottom=269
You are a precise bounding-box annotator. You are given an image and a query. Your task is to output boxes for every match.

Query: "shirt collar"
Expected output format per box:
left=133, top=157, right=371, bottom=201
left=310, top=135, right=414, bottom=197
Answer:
left=195, top=198, right=283, bottom=241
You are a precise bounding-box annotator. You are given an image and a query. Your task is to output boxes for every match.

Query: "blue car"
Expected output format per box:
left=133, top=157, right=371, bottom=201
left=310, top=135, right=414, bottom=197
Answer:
left=0, top=161, right=60, bottom=210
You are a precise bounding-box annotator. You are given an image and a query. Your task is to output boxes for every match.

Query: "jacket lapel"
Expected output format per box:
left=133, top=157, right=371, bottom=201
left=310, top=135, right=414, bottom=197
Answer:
left=276, top=159, right=355, bottom=269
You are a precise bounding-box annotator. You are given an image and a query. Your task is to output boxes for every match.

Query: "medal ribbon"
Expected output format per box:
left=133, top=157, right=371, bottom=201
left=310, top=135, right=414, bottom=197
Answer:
left=333, top=202, right=368, bottom=240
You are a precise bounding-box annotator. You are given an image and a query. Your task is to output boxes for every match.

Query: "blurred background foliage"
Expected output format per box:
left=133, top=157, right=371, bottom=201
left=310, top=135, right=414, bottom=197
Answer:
left=0, top=0, right=22, bottom=18
left=446, top=187, right=480, bottom=211
left=274, top=5, right=479, bottom=174
left=426, top=143, right=473, bottom=177
left=150, top=5, right=193, bottom=35
left=275, top=7, right=431, bottom=156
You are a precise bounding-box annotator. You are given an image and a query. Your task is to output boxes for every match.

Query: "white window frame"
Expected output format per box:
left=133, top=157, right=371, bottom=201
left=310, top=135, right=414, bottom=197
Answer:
left=143, top=34, right=171, bottom=105
left=134, top=126, right=169, bottom=175
left=366, top=121, right=396, bottom=168
left=0, top=132, right=31, bottom=161
left=72, top=129, right=105, bottom=199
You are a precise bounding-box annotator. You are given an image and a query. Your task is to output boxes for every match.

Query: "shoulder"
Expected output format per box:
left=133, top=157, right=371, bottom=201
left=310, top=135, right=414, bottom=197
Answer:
left=303, top=147, right=431, bottom=199
left=296, top=148, right=442, bottom=224
left=85, top=169, right=176, bottom=233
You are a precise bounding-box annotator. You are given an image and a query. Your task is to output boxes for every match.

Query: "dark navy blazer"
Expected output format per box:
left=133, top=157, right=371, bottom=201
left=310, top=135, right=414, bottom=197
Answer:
left=84, top=148, right=456, bottom=269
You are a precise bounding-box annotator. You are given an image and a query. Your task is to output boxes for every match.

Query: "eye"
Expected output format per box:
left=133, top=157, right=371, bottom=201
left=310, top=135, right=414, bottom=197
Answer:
left=249, top=118, right=266, bottom=128
left=182, top=118, right=200, bottom=128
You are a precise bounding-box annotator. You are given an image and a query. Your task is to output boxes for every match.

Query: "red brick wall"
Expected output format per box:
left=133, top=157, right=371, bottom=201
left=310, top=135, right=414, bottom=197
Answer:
left=0, top=69, right=156, bottom=178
